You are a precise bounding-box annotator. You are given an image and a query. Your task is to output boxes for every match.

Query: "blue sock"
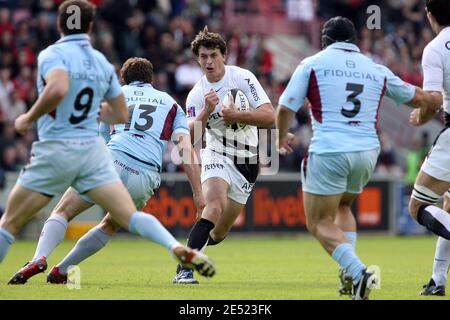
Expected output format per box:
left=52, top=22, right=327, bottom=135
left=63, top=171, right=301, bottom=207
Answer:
left=58, top=227, right=110, bottom=274
left=0, top=227, right=15, bottom=263
left=128, top=212, right=178, bottom=250
left=332, top=243, right=366, bottom=284
left=345, top=232, right=357, bottom=249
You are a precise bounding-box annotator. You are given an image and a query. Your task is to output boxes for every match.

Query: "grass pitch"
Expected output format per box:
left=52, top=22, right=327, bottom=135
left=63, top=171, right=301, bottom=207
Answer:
left=0, top=235, right=447, bottom=300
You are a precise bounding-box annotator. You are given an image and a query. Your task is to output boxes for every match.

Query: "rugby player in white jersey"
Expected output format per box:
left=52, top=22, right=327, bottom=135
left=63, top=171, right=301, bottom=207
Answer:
left=173, top=27, right=275, bottom=284
left=407, top=0, right=450, bottom=296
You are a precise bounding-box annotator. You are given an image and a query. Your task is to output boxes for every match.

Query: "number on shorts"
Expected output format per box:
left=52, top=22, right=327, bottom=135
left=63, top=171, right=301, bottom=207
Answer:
left=69, top=87, right=94, bottom=124
left=341, top=83, right=364, bottom=118
left=124, top=104, right=157, bottom=131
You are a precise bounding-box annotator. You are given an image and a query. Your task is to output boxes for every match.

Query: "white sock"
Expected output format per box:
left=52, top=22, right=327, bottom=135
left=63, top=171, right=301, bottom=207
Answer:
left=32, top=214, right=68, bottom=261
left=432, top=237, right=450, bottom=286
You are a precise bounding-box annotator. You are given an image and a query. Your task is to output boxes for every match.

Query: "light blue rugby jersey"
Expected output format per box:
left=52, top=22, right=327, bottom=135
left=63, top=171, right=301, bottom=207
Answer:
left=100, top=82, right=189, bottom=171
left=36, top=34, right=122, bottom=140
left=279, top=42, right=416, bottom=154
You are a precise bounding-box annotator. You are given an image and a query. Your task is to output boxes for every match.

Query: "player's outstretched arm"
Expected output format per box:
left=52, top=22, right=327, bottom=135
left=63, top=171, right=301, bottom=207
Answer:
left=15, top=69, right=68, bottom=135
left=101, top=94, right=128, bottom=124
left=406, top=87, right=443, bottom=111
left=406, top=88, right=442, bottom=126
left=175, top=133, right=205, bottom=218
left=276, top=105, right=296, bottom=155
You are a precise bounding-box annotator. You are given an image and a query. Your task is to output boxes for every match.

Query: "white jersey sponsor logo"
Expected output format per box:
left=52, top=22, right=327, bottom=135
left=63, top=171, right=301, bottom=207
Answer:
left=186, top=66, right=270, bottom=160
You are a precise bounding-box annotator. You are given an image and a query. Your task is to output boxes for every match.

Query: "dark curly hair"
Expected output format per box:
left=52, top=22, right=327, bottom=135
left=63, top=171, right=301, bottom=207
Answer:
left=120, top=57, right=153, bottom=85
left=191, top=26, right=227, bottom=57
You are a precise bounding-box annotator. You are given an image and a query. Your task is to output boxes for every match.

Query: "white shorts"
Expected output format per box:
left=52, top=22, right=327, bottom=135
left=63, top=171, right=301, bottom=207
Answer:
left=422, top=128, right=450, bottom=183
left=200, top=149, right=258, bottom=204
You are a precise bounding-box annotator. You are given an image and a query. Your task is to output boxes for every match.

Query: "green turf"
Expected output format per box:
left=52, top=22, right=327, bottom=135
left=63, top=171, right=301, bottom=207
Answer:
left=0, top=235, right=447, bottom=300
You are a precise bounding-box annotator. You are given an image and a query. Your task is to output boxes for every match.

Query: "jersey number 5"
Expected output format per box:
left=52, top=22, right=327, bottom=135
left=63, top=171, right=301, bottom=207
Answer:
left=124, top=104, right=157, bottom=131
left=341, top=83, right=364, bottom=118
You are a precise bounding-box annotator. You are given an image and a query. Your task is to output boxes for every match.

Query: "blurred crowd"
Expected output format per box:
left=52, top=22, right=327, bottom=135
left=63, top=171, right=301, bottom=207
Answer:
left=0, top=0, right=435, bottom=180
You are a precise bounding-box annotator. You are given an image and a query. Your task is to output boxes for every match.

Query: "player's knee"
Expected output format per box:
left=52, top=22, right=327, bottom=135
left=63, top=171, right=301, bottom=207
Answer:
left=203, top=200, right=225, bottom=220
left=410, top=185, right=440, bottom=219
left=408, top=199, right=421, bottom=220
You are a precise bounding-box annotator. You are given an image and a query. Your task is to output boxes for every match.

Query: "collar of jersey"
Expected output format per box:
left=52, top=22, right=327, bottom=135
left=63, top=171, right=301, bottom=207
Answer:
left=327, top=42, right=360, bottom=53
left=129, top=81, right=152, bottom=87
left=57, top=33, right=91, bottom=43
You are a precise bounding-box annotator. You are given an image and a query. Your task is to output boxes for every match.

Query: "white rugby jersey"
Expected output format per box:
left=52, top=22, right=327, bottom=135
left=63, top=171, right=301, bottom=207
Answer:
left=422, top=27, right=450, bottom=114
left=186, top=66, right=270, bottom=160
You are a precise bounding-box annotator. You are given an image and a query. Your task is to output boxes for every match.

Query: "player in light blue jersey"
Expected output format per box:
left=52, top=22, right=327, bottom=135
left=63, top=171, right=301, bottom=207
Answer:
left=276, top=17, right=441, bottom=300
left=104, top=75, right=191, bottom=173
left=8, top=57, right=211, bottom=284
left=3, top=1, right=215, bottom=284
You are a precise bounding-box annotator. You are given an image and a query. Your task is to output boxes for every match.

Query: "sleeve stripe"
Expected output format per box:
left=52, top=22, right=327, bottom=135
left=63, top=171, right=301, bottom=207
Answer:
left=160, top=104, right=178, bottom=141
left=306, top=69, right=323, bottom=123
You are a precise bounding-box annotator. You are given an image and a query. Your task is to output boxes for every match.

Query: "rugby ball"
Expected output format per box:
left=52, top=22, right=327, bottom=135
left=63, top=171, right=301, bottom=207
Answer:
left=222, top=89, right=250, bottom=130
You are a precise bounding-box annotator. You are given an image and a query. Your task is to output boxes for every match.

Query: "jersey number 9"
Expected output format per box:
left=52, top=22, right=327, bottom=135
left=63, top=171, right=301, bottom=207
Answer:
left=69, top=87, right=94, bottom=124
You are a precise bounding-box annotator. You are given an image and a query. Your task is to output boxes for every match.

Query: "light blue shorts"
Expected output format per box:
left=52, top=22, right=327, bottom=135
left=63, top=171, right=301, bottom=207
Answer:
left=301, top=148, right=380, bottom=195
left=79, top=150, right=161, bottom=210
left=18, top=138, right=120, bottom=197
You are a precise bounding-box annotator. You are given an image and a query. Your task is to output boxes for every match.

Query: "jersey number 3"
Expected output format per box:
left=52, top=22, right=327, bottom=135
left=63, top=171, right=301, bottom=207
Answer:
left=341, top=83, right=364, bottom=118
